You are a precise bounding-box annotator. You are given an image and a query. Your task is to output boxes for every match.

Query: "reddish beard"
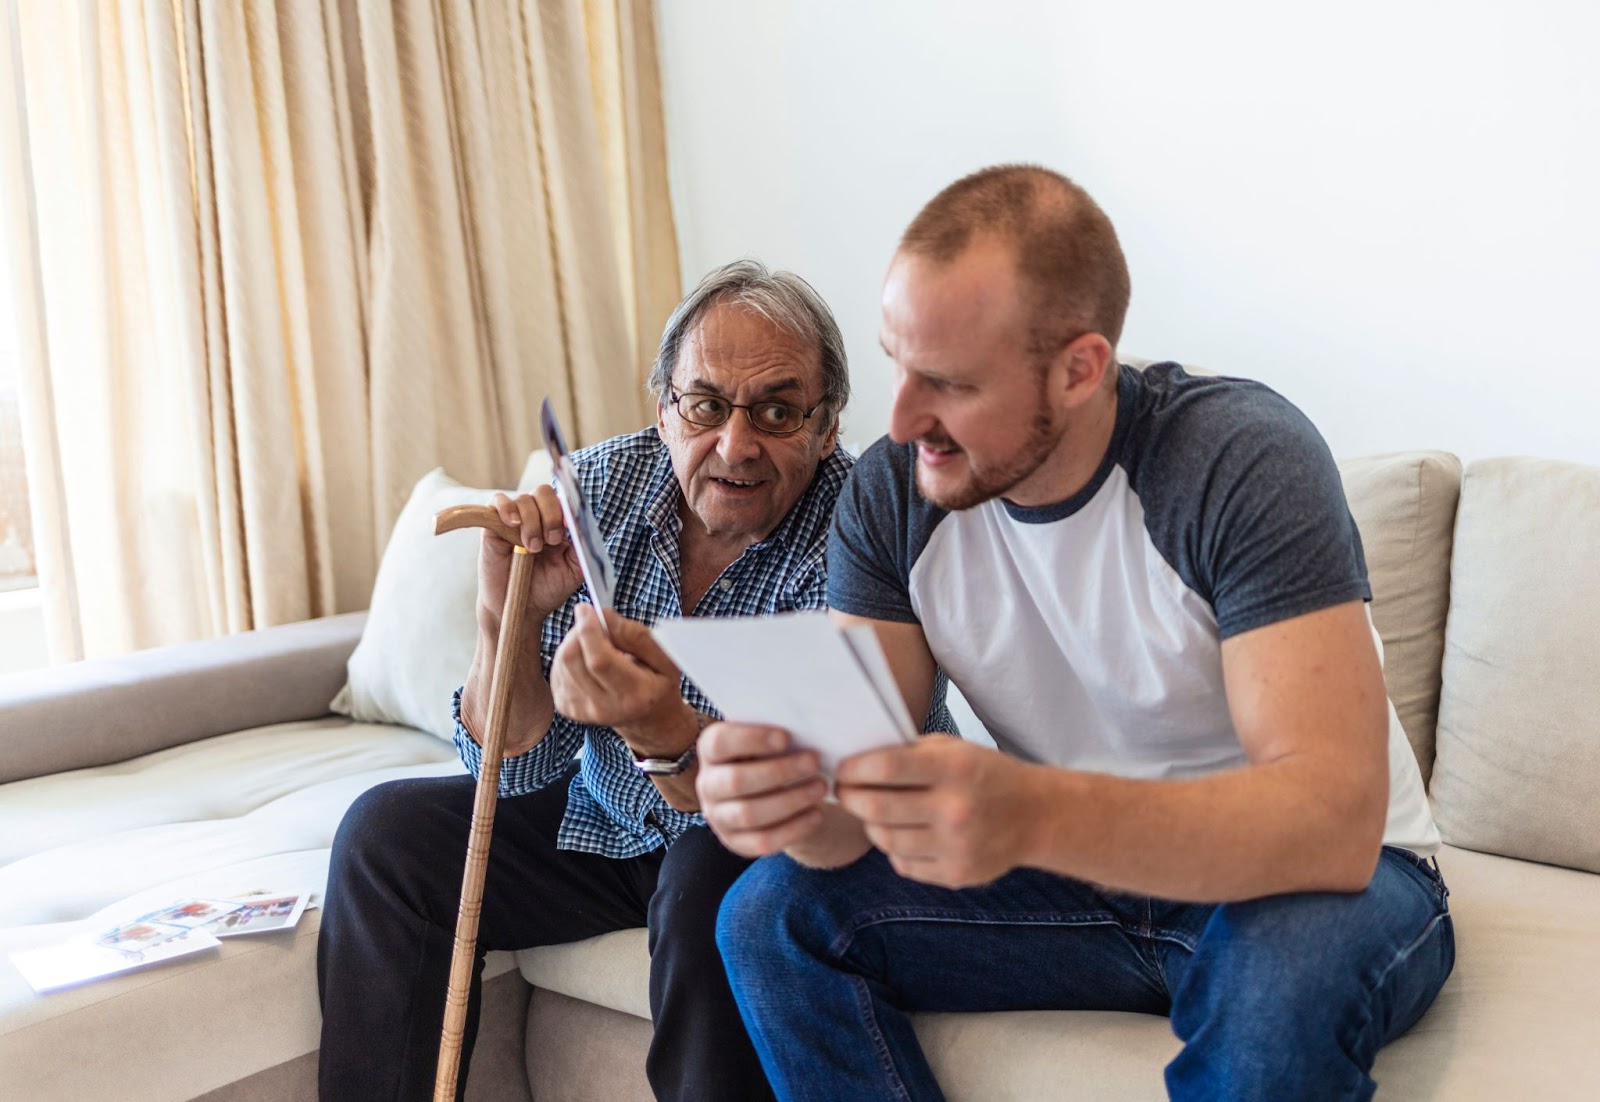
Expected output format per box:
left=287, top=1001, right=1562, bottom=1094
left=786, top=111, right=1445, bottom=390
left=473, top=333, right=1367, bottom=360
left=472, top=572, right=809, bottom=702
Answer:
left=914, top=405, right=1060, bottom=511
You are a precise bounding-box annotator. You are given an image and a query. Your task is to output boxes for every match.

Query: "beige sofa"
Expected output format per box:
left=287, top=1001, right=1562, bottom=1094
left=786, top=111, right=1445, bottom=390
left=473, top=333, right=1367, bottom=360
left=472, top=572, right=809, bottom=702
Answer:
left=3, top=449, right=1599, bottom=1101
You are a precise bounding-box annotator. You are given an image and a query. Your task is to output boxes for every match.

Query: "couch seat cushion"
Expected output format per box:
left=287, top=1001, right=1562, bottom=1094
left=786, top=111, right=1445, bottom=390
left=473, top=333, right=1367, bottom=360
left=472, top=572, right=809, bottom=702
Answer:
left=519, top=929, right=653, bottom=1020
left=0, top=717, right=521, bottom=1102
left=1371, top=845, right=1600, bottom=1099
left=518, top=846, right=1600, bottom=1099
left=0, top=717, right=465, bottom=926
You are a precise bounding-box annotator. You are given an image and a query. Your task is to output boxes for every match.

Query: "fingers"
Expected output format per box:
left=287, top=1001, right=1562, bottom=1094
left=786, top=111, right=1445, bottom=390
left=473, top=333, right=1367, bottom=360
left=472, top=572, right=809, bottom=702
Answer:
left=555, top=606, right=683, bottom=733
left=885, top=852, right=950, bottom=885
left=698, top=720, right=794, bottom=766
left=862, top=822, right=938, bottom=860
left=696, top=722, right=827, bottom=857
left=709, top=774, right=830, bottom=835
left=716, top=805, right=828, bottom=859
left=568, top=604, right=623, bottom=675
left=860, top=814, right=983, bottom=889
left=834, top=783, right=943, bottom=827
left=550, top=630, right=610, bottom=716
left=696, top=743, right=821, bottom=802
left=598, top=609, right=680, bottom=678
left=570, top=605, right=660, bottom=688
left=488, top=487, right=567, bottom=552
left=834, top=733, right=964, bottom=787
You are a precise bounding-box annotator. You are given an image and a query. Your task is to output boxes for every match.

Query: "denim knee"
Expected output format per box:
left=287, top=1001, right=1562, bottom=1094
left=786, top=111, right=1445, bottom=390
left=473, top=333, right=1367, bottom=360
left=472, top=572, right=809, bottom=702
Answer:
left=715, top=850, right=899, bottom=976
left=717, top=852, right=856, bottom=970
left=1164, top=855, right=1453, bottom=1100
left=717, top=854, right=798, bottom=960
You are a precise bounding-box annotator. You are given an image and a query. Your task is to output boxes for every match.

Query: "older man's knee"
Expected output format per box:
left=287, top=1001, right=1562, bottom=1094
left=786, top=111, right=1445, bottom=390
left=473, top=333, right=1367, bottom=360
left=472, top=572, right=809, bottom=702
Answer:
left=329, top=777, right=469, bottom=896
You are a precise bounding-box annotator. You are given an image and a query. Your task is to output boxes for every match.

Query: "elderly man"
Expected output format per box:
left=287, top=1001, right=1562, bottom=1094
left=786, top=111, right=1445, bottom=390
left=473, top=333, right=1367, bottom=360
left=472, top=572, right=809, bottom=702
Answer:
left=317, top=260, right=913, bottom=1101
left=699, top=167, right=1453, bottom=1101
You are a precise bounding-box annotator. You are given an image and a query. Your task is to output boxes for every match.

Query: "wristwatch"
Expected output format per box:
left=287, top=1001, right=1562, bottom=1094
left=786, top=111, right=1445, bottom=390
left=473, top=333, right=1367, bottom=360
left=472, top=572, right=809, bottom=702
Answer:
left=630, top=712, right=709, bottom=776
left=631, top=741, right=698, bottom=776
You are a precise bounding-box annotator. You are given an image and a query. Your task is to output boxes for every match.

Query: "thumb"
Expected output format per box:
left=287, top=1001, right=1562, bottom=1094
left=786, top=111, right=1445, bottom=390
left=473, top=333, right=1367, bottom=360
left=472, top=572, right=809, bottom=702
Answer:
left=602, top=609, right=680, bottom=678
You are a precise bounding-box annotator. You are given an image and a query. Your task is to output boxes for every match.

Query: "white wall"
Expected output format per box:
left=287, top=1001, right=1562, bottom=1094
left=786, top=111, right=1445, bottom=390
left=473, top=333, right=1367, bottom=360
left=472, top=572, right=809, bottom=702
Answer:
left=656, top=0, right=1600, bottom=466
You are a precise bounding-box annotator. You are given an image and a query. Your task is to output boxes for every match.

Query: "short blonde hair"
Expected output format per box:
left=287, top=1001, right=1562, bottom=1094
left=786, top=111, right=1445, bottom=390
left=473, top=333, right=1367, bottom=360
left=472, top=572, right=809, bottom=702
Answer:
left=900, top=164, right=1131, bottom=351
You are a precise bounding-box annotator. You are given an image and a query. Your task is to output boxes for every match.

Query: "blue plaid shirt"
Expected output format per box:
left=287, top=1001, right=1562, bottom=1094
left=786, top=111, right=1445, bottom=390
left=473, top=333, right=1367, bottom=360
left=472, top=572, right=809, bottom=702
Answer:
left=454, top=427, right=949, bottom=858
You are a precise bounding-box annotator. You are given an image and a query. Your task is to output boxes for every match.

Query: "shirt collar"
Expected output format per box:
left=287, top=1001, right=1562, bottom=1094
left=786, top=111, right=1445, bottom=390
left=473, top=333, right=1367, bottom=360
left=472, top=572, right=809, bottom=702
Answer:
left=643, top=442, right=683, bottom=542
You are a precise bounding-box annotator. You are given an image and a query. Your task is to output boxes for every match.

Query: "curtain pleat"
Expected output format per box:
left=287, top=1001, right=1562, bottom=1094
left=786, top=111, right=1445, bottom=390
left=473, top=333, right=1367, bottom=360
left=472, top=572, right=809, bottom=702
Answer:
left=1, top=0, right=679, bottom=662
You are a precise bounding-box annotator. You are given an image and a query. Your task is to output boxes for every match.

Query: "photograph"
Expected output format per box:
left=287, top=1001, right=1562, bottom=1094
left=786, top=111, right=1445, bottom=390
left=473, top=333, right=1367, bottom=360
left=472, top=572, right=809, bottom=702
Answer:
left=206, top=893, right=310, bottom=938
left=95, top=922, right=177, bottom=956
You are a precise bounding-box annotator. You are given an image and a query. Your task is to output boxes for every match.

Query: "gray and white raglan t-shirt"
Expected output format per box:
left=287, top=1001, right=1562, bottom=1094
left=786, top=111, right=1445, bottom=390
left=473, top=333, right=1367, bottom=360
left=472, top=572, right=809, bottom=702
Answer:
left=829, top=362, right=1439, bottom=855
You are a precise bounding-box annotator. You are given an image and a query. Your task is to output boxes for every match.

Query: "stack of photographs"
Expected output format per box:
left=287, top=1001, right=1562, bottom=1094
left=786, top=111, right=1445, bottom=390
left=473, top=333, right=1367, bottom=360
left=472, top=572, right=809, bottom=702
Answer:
left=10, top=891, right=311, bottom=993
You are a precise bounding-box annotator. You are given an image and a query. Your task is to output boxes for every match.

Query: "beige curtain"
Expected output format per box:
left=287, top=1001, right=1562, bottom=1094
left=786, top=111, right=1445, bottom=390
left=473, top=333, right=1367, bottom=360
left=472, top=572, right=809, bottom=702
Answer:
left=0, top=0, right=680, bottom=663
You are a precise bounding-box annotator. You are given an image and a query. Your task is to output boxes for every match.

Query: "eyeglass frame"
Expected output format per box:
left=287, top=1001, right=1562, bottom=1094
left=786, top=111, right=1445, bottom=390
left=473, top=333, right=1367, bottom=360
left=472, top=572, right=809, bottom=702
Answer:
left=664, top=383, right=828, bottom=437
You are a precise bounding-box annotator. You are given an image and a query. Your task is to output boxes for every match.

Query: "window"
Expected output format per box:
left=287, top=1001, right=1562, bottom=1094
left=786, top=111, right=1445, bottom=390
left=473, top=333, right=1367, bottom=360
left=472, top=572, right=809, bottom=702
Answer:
left=0, top=252, right=35, bottom=593
left=0, top=379, right=32, bottom=594
left=0, top=250, right=48, bottom=675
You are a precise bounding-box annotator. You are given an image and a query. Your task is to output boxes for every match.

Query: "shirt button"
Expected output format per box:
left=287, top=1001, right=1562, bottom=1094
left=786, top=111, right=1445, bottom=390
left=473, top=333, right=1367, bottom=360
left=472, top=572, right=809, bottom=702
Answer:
left=719, top=579, right=733, bottom=592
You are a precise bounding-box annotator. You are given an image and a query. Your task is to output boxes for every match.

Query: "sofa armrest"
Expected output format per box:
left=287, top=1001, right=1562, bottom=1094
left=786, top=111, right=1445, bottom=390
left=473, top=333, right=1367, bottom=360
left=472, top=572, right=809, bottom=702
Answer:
left=0, top=612, right=368, bottom=785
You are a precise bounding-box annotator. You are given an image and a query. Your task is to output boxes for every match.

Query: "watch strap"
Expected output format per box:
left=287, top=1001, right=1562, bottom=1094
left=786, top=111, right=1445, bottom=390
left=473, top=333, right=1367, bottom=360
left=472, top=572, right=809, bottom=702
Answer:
left=632, top=741, right=698, bottom=776
left=630, top=712, right=709, bottom=776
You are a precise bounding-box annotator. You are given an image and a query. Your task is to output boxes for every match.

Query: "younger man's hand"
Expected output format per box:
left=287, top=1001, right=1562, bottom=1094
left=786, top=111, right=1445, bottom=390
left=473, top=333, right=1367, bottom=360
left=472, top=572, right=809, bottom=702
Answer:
left=834, top=736, right=1046, bottom=889
left=696, top=723, right=829, bottom=857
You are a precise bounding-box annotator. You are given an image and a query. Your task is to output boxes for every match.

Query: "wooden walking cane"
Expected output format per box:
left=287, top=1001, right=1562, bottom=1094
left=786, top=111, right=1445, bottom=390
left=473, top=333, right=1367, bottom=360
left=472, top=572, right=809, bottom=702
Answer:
left=430, top=504, right=536, bottom=1102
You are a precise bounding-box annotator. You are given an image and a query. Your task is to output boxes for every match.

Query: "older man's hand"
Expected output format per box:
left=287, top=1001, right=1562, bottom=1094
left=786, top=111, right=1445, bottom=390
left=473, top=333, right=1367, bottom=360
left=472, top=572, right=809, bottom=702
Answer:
left=550, top=605, right=693, bottom=755
left=480, top=487, right=585, bottom=625
left=834, top=736, right=1048, bottom=889
left=695, top=722, right=831, bottom=858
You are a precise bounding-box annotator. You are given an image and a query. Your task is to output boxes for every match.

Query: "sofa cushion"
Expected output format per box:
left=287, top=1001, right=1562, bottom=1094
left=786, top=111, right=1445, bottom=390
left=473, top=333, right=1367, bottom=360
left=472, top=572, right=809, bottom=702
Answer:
left=1368, top=846, right=1600, bottom=1099
left=331, top=458, right=549, bottom=742
left=925, top=846, right=1600, bottom=1099
left=1336, top=451, right=1462, bottom=780
left=0, top=718, right=463, bottom=927
left=0, top=907, right=523, bottom=1102
left=519, top=929, right=652, bottom=1020
left=1431, top=457, right=1600, bottom=873
left=0, top=717, right=525, bottom=1101
left=516, top=846, right=1600, bottom=1100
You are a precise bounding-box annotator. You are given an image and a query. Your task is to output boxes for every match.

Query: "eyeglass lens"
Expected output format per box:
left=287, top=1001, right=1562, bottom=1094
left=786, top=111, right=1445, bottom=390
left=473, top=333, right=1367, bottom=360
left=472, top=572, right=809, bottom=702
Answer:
left=676, top=392, right=806, bottom=434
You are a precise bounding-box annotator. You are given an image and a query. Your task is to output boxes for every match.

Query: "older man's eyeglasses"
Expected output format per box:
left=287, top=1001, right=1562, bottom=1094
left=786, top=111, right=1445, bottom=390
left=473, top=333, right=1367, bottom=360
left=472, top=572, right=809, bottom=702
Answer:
left=667, top=385, right=823, bottom=437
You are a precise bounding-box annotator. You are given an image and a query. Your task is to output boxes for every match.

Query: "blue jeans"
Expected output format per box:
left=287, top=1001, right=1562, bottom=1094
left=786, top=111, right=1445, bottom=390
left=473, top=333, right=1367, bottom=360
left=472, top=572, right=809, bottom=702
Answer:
left=716, top=846, right=1453, bottom=1101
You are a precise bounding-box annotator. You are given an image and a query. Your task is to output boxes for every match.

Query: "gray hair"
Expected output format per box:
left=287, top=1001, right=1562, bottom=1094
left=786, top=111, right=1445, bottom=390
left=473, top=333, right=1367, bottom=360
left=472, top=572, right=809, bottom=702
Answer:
left=648, top=259, right=850, bottom=422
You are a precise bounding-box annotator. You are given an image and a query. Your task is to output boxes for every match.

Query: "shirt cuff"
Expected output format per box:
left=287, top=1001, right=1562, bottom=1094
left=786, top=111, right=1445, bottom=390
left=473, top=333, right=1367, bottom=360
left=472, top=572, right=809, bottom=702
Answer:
left=451, top=686, right=583, bottom=798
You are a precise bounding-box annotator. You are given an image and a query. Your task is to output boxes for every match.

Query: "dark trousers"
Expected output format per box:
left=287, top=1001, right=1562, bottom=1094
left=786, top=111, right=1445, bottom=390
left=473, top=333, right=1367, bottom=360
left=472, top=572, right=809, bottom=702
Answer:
left=316, top=767, right=773, bottom=1101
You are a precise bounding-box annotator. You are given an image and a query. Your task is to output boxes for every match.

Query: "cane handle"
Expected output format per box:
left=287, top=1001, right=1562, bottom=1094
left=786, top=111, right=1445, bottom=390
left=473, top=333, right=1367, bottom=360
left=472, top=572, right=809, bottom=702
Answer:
left=434, top=503, right=525, bottom=548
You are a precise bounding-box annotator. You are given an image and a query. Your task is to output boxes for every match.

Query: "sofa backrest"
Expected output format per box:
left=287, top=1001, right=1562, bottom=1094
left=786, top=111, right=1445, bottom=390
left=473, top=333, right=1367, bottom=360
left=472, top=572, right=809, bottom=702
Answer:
left=1337, top=452, right=1463, bottom=782
left=0, top=612, right=368, bottom=785
left=1429, top=458, right=1600, bottom=875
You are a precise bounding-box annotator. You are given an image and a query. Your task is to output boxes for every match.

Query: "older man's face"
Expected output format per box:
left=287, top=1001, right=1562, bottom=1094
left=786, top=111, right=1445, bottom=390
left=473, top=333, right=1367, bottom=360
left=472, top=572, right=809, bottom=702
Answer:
left=658, top=302, right=838, bottom=545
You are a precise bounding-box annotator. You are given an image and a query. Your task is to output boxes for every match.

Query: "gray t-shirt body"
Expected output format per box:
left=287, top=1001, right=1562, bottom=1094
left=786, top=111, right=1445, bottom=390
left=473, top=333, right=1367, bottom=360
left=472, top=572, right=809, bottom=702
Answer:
left=830, top=363, right=1439, bottom=855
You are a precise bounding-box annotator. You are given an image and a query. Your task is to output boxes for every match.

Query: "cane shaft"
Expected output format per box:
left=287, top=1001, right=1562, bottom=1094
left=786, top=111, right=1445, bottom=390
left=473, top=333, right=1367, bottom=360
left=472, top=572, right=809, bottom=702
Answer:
left=434, top=547, right=535, bottom=1102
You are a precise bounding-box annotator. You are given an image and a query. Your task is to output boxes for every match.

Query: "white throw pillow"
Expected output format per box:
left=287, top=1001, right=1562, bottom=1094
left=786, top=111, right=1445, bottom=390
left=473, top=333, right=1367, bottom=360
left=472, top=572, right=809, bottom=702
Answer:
left=331, top=456, right=550, bottom=740
left=520, top=447, right=554, bottom=489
